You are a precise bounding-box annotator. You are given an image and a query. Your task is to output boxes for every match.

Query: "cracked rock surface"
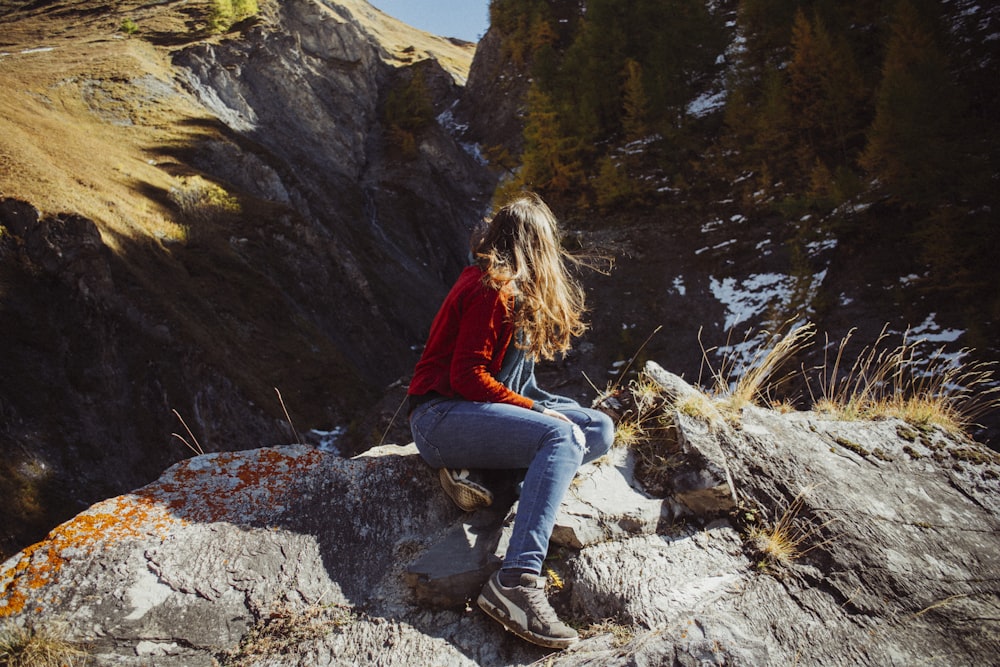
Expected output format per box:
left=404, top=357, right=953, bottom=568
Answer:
left=1, top=363, right=998, bottom=665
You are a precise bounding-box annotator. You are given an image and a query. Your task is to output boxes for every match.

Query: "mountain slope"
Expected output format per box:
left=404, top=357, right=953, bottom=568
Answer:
left=0, top=0, right=491, bottom=559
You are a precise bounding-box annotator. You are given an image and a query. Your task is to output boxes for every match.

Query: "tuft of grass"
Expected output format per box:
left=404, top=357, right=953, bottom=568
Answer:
left=808, top=326, right=1000, bottom=436
left=119, top=18, right=139, bottom=36
left=168, top=175, right=241, bottom=225
left=747, top=485, right=835, bottom=570
left=0, top=622, right=87, bottom=667
left=728, top=322, right=815, bottom=410
left=218, top=601, right=353, bottom=667
left=629, top=375, right=664, bottom=413
left=611, top=375, right=667, bottom=447
left=700, top=322, right=815, bottom=415
left=609, top=374, right=684, bottom=495
left=677, top=391, right=721, bottom=424
left=613, top=417, right=645, bottom=449
left=580, top=618, right=635, bottom=647
left=210, top=0, right=260, bottom=33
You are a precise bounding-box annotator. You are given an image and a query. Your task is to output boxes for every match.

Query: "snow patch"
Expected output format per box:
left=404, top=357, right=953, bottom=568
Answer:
left=311, top=428, right=345, bottom=453
left=807, top=238, right=837, bottom=255
left=673, top=276, right=687, bottom=296
left=687, top=89, right=726, bottom=118
left=710, top=273, right=795, bottom=330
left=909, top=313, right=964, bottom=344
left=437, top=103, right=484, bottom=161
left=701, top=218, right=724, bottom=233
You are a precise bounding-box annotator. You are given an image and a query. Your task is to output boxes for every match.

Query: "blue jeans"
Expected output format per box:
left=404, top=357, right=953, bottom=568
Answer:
left=409, top=399, right=614, bottom=574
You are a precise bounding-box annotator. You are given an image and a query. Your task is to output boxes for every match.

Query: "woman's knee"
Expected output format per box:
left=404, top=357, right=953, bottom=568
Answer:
left=583, top=410, right=615, bottom=462
left=541, top=421, right=588, bottom=464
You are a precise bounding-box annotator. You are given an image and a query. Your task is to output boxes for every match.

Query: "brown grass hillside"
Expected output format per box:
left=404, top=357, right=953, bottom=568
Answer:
left=0, top=0, right=474, bottom=559
left=0, top=0, right=472, bottom=233
left=0, top=0, right=458, bottom=418
left=0, top=0, right=475, bottom=417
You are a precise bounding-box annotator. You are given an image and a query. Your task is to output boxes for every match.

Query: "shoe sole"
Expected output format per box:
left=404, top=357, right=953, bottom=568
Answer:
left=439, top=468, right=492, bottom=512
left=477, top=591, right=578, bottom=650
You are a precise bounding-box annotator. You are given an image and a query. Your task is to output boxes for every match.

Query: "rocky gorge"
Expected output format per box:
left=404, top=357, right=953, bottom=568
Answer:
left=1, top=0, right=492, bottom=556
left=2, top=0, right=1000, bottom=662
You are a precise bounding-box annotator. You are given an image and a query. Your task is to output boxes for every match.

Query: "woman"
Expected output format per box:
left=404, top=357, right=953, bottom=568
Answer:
left=407, top=193, right=614, bottom=649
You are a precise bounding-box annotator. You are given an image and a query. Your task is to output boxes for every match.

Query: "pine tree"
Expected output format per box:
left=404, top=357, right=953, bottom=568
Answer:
left=787, top=9, right=867, bottom=176
left=593, top=156, right=637, bottom=211
left=750, top=69, right=794, bottom=193
left=736, top=0, right=802, bottom=71
left=517, top=83, right=585, bottom=196
left=788, top=9, right=824, bottom=169
left=621, top=59, right=650, bottom=142
left=721, top=0, right=803, bottom=189
left=860, top=0, right=963, bottom=206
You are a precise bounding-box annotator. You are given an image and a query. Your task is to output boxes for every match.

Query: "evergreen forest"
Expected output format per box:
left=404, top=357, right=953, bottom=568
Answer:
left=487, top=0, right=999, bottom=341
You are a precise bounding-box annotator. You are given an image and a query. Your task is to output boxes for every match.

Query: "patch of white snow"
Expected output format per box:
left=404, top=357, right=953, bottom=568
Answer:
left=673, top=276, right=686, bottom=296
left=687, top=90, right=726, bottom=118
left=709, top=273, right=795, bottom=330
left=909, top=313, right=964, bottom=344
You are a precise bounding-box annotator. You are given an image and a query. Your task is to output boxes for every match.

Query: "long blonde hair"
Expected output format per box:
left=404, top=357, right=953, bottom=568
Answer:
left=473, top=193, right=588, bottom=361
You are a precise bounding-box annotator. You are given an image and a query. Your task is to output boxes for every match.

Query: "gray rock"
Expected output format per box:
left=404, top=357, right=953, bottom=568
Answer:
left=2, top=366, right=999, bottom=666
left=404, top=510, right=504, bottom=609
left=644, top=362, right=738, bottom=515
left=552, top=446, right=675, bottom=549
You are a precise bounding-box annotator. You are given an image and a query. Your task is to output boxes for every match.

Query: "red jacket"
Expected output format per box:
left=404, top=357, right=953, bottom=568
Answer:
left=408, top=266, right=536, bottom=410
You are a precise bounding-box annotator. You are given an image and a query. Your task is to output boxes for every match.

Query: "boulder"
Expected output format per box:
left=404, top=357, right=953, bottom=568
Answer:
left=2, top=363, right=999, bottom=666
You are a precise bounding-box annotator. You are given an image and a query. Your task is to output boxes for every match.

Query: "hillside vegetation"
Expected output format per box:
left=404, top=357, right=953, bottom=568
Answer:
left=488, top=0, right=999, bottom=341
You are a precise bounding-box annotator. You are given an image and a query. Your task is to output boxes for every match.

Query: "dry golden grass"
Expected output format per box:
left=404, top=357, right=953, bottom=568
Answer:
left=0, top=30, right=216, bottom=250
left=0, top=0, right=472, bottom=247
left=0, top=622, right=86, bottom=667
left=610, top=374, right=685, bottom=494
left=695, top=320, right=998, bottom=438
left=219, top=601, right=353, bottom=667
left=677, top=391, right=722, bottom=425
left=748, top=485, right=835, bottom=569
left=580, top=618, right=635, bottom=647
left=701, top=322, right=815, bottom=414
left=808, top=326, right=1000, bottom=436
left=612, top=375, right=669, bottom=448
left=613, top=417, right=645, bottom=449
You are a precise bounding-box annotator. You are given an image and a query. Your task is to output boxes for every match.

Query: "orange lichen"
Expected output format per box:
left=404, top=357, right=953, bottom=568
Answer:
left=1, top=447, right=327, bottom=618
left=137, top=447, right=325, bottom=523
left=1, top=494, right=179, bottom=617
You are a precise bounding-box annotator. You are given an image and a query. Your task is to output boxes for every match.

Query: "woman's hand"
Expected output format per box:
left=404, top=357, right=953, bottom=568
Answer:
left=542, top=408, right=572, bottom=423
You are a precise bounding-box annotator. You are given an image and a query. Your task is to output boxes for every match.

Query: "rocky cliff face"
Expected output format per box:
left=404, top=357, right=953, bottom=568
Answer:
left=2, top=363, right=997, bottom=666
left=0, top=0, right=493, bottom=558
left=2, top=0, right=997, bottom=587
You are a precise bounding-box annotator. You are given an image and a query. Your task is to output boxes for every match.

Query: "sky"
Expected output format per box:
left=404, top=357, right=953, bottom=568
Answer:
left=368, top=0, right=491, bottom=42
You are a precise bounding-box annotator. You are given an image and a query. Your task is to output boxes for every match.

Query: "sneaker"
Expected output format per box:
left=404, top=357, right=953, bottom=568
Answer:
left=438, top=468, right=493, bottom=512
left=477, top=571, right=579, bottom=649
